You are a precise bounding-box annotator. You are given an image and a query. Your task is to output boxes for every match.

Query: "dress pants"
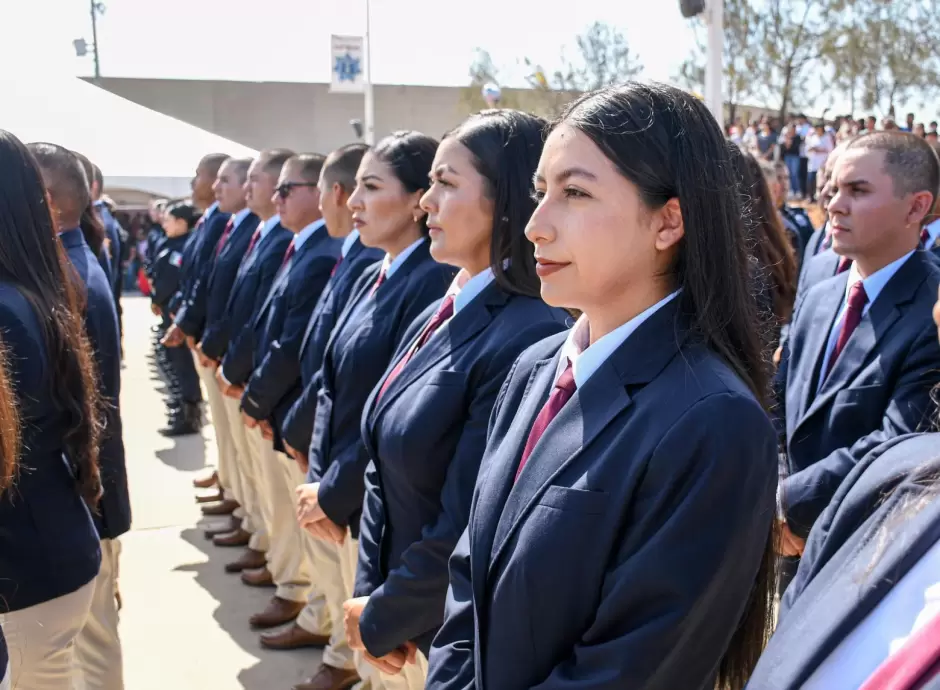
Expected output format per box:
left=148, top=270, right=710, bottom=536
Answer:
left=192, top=352, right=236, bottom=501
left=73, top=539, right=124, bottom=690
left=1, top=663, right=9, bottom=690
left=0, top=580, right=96, bottom=690
left=247, top=425, right=314, bottom=604
left=220, top=394, right=268, bottom=553
left=300, top=533, right=356, bottom=671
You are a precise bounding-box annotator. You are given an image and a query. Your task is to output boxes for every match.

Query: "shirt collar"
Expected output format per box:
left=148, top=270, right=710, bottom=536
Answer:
left=203, top=201, right=220, bottom=220
left=259, top=214, right=280, bottom=239
left=926, top=218, right=940, bottom=246
left=447, top=266, right=498, bottom=314
left=558, top=290, right=681, bottom=389
left=383, top=237, right=426, bottom=279
left=231, top=207, right=252, bottom=228
left=844, top=250, right=915, bottom=308
left=341, top=229, right=361, bottom=258
left=293, top=218, right=326, bottom=250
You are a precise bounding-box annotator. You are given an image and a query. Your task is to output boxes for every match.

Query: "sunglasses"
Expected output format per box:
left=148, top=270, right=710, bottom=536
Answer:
left=275, top=182, right=318, bottom=200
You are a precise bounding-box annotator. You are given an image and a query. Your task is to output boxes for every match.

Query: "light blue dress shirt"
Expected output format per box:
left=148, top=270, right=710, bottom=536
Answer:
left=293, top=218, right=326, bottom=250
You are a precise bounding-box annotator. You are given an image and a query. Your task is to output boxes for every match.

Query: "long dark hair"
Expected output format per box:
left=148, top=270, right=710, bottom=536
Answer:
left=556, top=83, right=773, bottom=689
left=372, top=131, right=439, bottom=234
left=72, top=150, right=107, bottom=255
left=0, top=340, right=19, bottom=494
left=444, top=110, right=545, bottom=298
left=0, top=130, right=103, bottom=505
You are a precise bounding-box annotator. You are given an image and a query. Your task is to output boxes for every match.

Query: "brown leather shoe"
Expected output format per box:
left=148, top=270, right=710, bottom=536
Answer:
left=201, top=499, right=239, bottom=516
left=292, top=664, right=360, bottom=690
left=259, top=622, right=329, bottom=650
left=192, top=470, right=219, bottom=489
left=225, top=548, right=266, bottom=573
left=195, top=489, right=225, bottom=504
left=204, top=517, right=241, bottom=540
left=249, top=596, right=305, bottom=629
left=241, top=566, right=275, bottom=587
left=213, top=528, right=250, bottom=547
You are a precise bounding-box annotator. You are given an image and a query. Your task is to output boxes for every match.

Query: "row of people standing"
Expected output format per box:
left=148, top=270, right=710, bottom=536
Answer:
left=157, top=83, right=783, bottom=690
left=0, top=131, right=130, bottom=689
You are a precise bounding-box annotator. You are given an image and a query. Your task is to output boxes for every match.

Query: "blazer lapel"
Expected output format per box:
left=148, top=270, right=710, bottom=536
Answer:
left=372, top=283, right=507, bottom=419
left=793, top=275, right=847, bottom=427
left=486, top=299, right=687, bottom=578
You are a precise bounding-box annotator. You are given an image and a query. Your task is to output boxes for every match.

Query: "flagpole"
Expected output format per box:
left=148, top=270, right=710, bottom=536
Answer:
left=363, top=0, right=375, bottom=145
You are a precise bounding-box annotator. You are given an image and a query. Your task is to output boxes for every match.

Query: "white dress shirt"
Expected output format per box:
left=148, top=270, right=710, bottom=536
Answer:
left=924, top=218, right=940, bottom=249
left=230, top=207, right=252, bottom=229
left=258, top=214, right=280, bottom=241
left=341, top=228, right=361, bottom=258
left=382, top=237, right=426, bottom=279
left=817, top=251, right=915, bottom=390
left=292, top=218, right=326, bottom=250
left=556, top=291, right=681, bottom=388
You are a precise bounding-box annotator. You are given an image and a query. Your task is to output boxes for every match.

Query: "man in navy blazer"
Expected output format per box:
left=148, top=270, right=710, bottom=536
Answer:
left=204, top=149, right=294, bottom=571
left=238, top=153, right=342, bottom=633
left=778, top=132, right=940, bottom=559
left=30, top=143, right=129, bottom=690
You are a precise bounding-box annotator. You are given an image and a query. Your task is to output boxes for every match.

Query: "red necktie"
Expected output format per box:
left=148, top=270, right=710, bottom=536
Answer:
left=215, top=218, right=234, bottom=257
left=280, top=241, right=296, bottom=269
left=859, top=610, right=940, bottom=690
left=837, top=256, right=852, bottom=274
left=370, top=267, right=387, bottom=297
left=330, top=255, right=343, bottom=277
left=376, top=295, right=455, bottom=402
left=245, top=228, right=261, bottom=257
left=825, top=280, right=868, bottom=379
left=921, top=227, right=931, bottom=249
left=515, top=359, right=577, bottom=481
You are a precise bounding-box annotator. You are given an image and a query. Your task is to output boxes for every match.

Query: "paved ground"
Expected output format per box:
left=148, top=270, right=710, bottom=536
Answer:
left=119, top=295, right=322, bottom=689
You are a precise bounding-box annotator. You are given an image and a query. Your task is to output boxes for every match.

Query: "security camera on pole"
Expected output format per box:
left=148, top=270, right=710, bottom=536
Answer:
left=680, top=0, right=723, bottom=126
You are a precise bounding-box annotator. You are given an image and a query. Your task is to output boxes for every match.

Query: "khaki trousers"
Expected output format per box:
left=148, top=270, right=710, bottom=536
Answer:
left=73, top=539, right=124, bottom=690
left=247, top=425, right=313, bottom=603
left=339, top=536, right=377, bottom=686
left=0, top=580, right=95, bottom=690
left=220, top=394, right=268, bottom=552
left=192, top=353, right=236, bottom=502
left=376, top=652, right=428, bottom=690
left=299, top=532, right=354, bottom=670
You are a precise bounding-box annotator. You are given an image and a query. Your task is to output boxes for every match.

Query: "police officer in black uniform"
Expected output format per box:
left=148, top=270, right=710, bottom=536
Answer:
left=150, top=201, right=203, bottom=436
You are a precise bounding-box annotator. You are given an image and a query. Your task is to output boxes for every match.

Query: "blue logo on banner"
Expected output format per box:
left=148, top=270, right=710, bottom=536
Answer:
left=334, top=52, right=362, bottom=83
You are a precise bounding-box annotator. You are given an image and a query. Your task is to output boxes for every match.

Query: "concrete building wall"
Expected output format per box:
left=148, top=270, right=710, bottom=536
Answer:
left=88, top=78, right=473, bottom=154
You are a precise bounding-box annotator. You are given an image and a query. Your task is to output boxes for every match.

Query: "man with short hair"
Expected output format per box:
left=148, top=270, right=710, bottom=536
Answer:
left=778, top=132, right=940, bottom=570
left=29, top=142, right=129, bottom=690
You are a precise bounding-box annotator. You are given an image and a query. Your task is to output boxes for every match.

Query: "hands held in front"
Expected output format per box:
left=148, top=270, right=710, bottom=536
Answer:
left=284, top=441, right=308, bottom=474
left=195, top=342, right=218, bottom=370
left=778, top=520, right=806, bottom=557
left=295, top=482, right=345, bottom=544
left=342, top=596, right=418, bottom=675
left=161, top=324, right=185, bottom=347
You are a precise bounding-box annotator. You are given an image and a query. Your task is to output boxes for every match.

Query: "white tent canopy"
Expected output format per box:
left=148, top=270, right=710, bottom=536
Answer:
left=0, top=73, right=257, bottom=199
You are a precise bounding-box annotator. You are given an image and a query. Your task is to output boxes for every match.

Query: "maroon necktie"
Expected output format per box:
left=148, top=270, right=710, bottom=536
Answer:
left=280, top=241, right=296, bottom=270
left=921, top=227, right=931, bottom=249
left=245, top=228, right=262, bottom=257
left=331, top=255, right=343, bottom=277
left=370, top=267, right=387, bottom=297
left=515, top=359, right=577, bottom=481
left=215, top=218, right=234, bottom=257
left=376, top=295, right=455, bottom=402
left=837, top=256, right=852, bottom=274
left=825, top=280, right=868, bottom=379
left=859, top=610, right=940, bottom=690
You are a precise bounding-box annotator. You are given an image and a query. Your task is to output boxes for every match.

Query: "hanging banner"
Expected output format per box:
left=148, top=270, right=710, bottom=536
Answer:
left=330, top=35, right=365, bottom=93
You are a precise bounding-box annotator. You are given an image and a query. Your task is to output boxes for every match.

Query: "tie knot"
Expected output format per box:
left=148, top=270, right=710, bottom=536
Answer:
left=435, top=294, right=456, bottom=322
left=555, top=359, right=577, bottom=394
left=921, top=227, right=931, bottom=247
left=847, top=280, right=868, bottom=310
left=837, top=256, right=852, bottom=274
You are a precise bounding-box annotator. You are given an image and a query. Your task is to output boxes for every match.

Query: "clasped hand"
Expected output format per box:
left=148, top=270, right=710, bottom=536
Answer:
left=295, top=482, right=345, bottom=544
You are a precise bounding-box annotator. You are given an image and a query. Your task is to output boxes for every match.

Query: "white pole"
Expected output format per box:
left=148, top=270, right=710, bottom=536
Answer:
left=363, top=0, right=375, bottom=145
left=705, top=0, right=724, bottom=127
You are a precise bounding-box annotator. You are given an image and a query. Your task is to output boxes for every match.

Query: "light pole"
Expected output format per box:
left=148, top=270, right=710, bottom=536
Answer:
left=705, top=0, right=724, bottom=125
left=363, top=0, right=375, bottom=145
left=74, top=1, right=105, bottom=80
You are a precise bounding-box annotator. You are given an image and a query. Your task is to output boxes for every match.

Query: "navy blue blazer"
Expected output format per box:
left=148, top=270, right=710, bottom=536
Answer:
left=195, top=211, right=259, bottom=360
left=747, top=433, right=940, bottom=689
left=309, top=241, right=456, bottom=538
left=425, top=299, right=778, bottom=690
left=218, top=224, right=293, bottom=382
left=150, top=235, right=190, bottom=309
left=240, top=227, right=342, bottom=423
left=0, top=282, right=101, bottom=612
left=279, top=237, right=383, bottom=453
left=355, top=282, right=569, bottom=658
left=175, top=209, right=231, bottom=338
left=60, top=229, right=130, bottom=540
left=96, top=201, right=124, bottom=294
left=780, top=250, right=940, bottom=538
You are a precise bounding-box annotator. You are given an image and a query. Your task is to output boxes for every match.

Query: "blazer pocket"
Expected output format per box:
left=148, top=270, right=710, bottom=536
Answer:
left=833, top=383, right=882, bottom=407
left=538, top=485, right=609, bottom=515
left=424, top=370, right=466, bottom=388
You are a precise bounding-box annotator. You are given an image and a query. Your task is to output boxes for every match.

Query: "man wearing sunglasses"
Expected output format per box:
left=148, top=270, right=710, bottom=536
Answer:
left=238, top=153, right=343, bottom=635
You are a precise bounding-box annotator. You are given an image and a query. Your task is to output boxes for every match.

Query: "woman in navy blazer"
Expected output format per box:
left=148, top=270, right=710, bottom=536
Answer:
left=0, top=130, right=105, bottom=689
left=0, top=341, right=19, bottom=690
left=340, top=110, right=569, bottom=686
left=424, top=84, right=779, bottom=690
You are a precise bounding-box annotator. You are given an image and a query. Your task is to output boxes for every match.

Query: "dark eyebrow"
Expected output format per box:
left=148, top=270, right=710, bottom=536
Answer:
left=532, top=166, right=598, bottom=187
left=361, top=174, right=382, bottom=183
left=429, top=164, right=457, bottom=180
left=840, top=178, right=870, bottom=187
